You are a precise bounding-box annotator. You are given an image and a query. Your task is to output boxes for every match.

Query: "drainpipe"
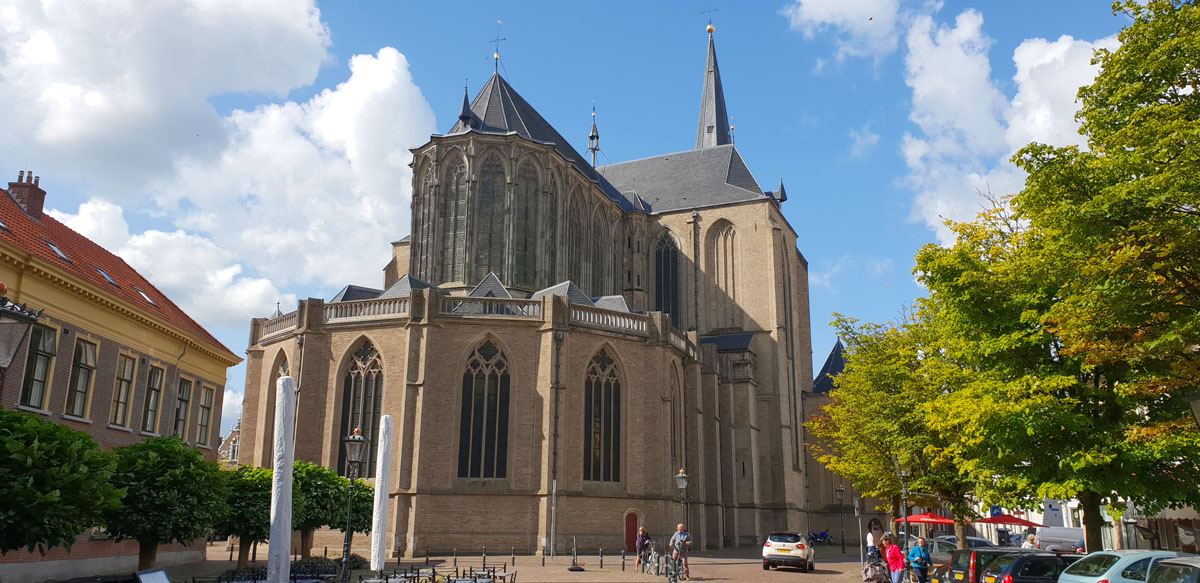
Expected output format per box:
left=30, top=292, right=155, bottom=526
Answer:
left=551, top=330, right=564, bottom=557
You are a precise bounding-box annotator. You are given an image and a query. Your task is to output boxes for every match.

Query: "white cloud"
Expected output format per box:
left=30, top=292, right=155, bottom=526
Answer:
left=780, top=0, right=902, bottom=61
left=900, top=10, right=1117, bottom=243
left=867, top=258, right=894, bottom=276
left=849, top=123, right=881, bottom=158
left=810, top=255, right=852, bottom=289
left=221, top=388, right=243, bottom=438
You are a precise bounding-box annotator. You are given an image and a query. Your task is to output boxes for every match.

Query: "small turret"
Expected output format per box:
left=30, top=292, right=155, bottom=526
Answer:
left=587, top=105, right=599, bottom=167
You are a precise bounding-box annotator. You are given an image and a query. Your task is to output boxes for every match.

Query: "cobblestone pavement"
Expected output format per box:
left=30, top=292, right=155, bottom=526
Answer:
left=163, top=545, right=866, bottom=583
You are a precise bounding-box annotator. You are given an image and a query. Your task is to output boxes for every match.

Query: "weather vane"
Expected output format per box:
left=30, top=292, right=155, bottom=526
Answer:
left=490, top=20, right=506, bottom=73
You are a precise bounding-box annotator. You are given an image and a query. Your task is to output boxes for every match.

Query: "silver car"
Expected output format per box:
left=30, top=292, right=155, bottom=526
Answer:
left=1059, top=550, right=1188, bottom=583
left=763, top=532, right=816, bottom=572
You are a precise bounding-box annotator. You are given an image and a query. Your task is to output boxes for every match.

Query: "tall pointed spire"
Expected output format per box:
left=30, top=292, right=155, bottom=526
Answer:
left=588, top=103, right=599, bottom=167
left=696, top=23, right=731, bottom=149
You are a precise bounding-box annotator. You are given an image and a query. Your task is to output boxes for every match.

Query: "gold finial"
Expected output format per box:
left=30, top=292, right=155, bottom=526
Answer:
left=707, top=23, right=715, bottom=34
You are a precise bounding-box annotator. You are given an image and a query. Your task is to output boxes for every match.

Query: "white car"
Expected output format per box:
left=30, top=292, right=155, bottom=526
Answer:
left=763, top=532, right=816, bottom=572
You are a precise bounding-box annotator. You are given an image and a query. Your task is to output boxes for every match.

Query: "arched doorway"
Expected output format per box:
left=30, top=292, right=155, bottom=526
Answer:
left=625, top=512, right=640, bottom=552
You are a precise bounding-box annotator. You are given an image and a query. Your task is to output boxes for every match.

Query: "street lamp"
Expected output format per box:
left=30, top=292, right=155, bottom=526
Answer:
left=340, top=428, right=366, bottom=582
left=891, top=454, right=911, bottom=551
left=836, top=485, right=846, bottom=554
left=0, top=285, right=42, bottom=395
left=675, top=468, right=689, bottom=527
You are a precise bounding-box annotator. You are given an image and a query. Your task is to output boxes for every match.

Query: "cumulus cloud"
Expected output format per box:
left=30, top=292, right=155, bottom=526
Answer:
left=780, top=0, right=902, bottom=61
left=849, top=123, right=881, bottom=158
left=221, top=388, right=243, bottom=438
left=900, top=9, right=1117, bottom=243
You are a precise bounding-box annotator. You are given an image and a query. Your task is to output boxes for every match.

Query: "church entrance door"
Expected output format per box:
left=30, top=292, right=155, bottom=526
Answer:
left=625, top=512, right=639, bottom=552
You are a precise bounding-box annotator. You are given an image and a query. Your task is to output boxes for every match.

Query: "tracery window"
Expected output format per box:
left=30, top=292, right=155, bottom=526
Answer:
left=569, top=196, right=585, bottom=285
left=655, top=234, right=682, bottom=328
left=338, top=341, right=383, bottom=478
left=457, top=340, right=510, bottom=479
left=439, top=162, right=468, bottom=283
left=544, top=177, right=559, bottom=286
left=583, top=349, right=621, bottom=482
left=708, top=222, right=738, bottom=329
left=417, top=166, right=435, bottom=279
left=514, top=163, right=540, bottom=288
left=472, top=158, right=506, bottom=284
left=591, top=210, right=607, bottom=294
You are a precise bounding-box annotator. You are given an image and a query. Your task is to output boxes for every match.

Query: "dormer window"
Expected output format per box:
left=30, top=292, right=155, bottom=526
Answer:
left=133, top=286, right=156, bottom=306
left=0, top=218, right=9, bottom=233
left=43, top=238, right=71, bottom=263
left=94, top=266, right=119, bottom=288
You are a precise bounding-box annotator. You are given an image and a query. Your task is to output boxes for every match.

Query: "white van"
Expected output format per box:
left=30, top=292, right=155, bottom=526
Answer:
left=1036, top=526, right=1084, bottom=551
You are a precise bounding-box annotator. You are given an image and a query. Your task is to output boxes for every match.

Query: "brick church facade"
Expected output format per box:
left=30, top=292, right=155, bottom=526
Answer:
left=239, top=27, right=857, bottom=556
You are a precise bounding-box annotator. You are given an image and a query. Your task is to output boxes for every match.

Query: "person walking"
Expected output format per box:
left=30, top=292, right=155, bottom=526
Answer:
left=635, top=526, right=652, bottom=571
left=868, top=530, right=879, bottom=561
left=881, top=534, right=906, bottom=583
left=670, top=523, right=693, bottom=580
left=909, top=537, right=932, bottom=583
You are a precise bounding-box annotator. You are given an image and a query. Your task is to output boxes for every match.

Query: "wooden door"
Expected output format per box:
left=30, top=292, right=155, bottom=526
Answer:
left=626, top=513, right=639, bottom=552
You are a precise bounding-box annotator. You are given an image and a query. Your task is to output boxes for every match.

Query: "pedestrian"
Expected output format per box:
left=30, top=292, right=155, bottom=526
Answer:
left=670, top=523, right=693, bottom=580
left=868, top=530, right=879, bottom=561
left=908, top=537, right=932, bottom=583
left=1021, top=534, right=1036, bottom=549
left=635, top=526, right=652, bottom=570
left=881, top=534, right=905, bottom=583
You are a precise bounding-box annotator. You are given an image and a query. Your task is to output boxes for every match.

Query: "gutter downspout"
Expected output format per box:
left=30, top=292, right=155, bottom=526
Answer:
left=551, top=330, right=564, bottom=557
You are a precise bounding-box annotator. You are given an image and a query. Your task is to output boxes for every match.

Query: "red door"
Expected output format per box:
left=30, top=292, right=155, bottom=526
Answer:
left=625, top=513, right=639, bottom=552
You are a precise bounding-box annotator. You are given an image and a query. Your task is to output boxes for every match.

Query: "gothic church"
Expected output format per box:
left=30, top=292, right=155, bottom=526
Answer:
left=239, top=26, right=849, bottom=555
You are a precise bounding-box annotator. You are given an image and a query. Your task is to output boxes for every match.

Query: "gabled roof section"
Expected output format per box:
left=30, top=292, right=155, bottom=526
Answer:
left=597, top=144, right=767, bottom=214
left=812, top=338, right=845, bottom=394
left=330, top=284, right=382, bottom=303
left=443, top=73, right=639, bottom=212
left=531, top=280, right=594, bottom=306
left=696, top=30, right=731, bottom=149
left=468, top=272, right=511, bottom=298
left=378, top=274, right=443, bottom=299
left=593, top=295, right=630, bottom=312
left=0, top=186, right=237, bottom=361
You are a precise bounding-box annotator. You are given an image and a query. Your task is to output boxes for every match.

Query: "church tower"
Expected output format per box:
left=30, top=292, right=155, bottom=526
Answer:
left=696, top=23, right=731, bottom=149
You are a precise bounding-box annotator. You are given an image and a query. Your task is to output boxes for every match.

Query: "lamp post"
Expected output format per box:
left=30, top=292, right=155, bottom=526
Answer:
left=675, top=468, right=689, bottom=527
left=341, top=428, right=366, bottom=582
left=891, top=454, right=911, bottom=551
left=836, top=485, right=846, bottom=554
left=0, top=284, right=42, bottom=396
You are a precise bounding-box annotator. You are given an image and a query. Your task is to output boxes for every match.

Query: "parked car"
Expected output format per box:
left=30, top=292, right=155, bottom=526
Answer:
left=1034, top=527, right=1084, bottom=552
left=762, top=532, right=815, bottom=572
left=944, top=548, right=1039, bottom=583
left=939, top=535, right=999, bottom=549
left=924, top=538, right=958, bottom=566
left=979, top=552, right=1084, bottom=583
left=1059, top=550, right=1189, bottom=583
left=1147, top=557, right=1200, bottom=583
left=933, top=564, right=951, bottom=583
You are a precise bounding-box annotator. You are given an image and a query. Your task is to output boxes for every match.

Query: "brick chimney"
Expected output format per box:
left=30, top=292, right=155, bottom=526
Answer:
left=8, top=170, right=46, bottom=220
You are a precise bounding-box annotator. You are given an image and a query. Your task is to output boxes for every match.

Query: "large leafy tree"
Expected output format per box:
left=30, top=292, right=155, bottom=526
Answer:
left=0, top=408, right=122, bottom=554
left=104, top=436, right=228, bottom=569
left=293, top=461, right=346, bottom=558
left=213, top=466, right=272, bottom=569
left=808, top=313, right=979, bottom=547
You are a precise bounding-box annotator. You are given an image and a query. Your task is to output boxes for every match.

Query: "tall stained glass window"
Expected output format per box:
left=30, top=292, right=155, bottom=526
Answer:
left=544, top=178, right=559, bottom=286
left=472, top=158, right=506, bottom=283
left=416, top=166, right=435, bottom=279
left=591, top=211, right=607, bottom=295
left=439, top=163, right=468, bottom=283
left=514, top=163, right=539, bottom=287
left=583, top=349, right=621, bottom=482
left=655, top=235, right=681, bottom=328
left=569, top=197, right=585, bottom=285
left=338, top=341, right=383, bottom=478
left=457, top=340, right=510, bottom=479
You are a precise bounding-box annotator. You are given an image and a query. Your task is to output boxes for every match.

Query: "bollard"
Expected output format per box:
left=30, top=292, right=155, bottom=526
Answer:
left=512, top=546, right=515, bottom=567
left=228, top=544, right=234, bottom=562
left=453, top=547, right=457, bottom=567
left=324, top=546, right=328, bottom=558
left=482, top=544, right=487, bottom=567
left=622, top=549, right=626, bottom=571
left=425, top=548, right=430, bottom=566
left=251, top=541, right=257, bottom=563
left=542, top=544, right=546, bottom=567
left=600, top=547, right=604, bottom=569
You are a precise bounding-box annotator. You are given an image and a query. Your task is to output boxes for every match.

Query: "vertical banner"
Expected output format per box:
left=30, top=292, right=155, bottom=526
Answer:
left=268, top=376, right=297, bottom=583
left=370, top=415, right=395, bottom=571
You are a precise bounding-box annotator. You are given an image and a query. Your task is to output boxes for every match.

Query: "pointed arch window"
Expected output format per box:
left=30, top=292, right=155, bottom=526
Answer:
left=591, top=211, right=607, bottom=295
left=655, top=235, right=682, bottom=328
left=514, top=163, right=539, bottom=287
left=544, top=178, right=559, bottom=286
left=583, top=349, right=621, bottom=482
left=708, top=222, right=737, bottom=330
left=338, top=341, right=383, bottom=478
left=439, top=162, right=468, bottom=283
left=473, top=158, right=506, bottom=284
left=417, top=166, right=435, bottom=280
left=457, top=340, right=510, bottom=479
left=569, top=197, right=585, bottom=285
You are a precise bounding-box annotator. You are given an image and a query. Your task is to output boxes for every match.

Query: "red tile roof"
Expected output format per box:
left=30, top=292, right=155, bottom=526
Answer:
left=0, top=187, right=238, bottom=362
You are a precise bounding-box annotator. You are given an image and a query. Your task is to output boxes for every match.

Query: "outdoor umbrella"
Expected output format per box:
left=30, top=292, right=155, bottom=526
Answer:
left=974, top=514, right=1044, bottom=528
left=896, top=512, right=956, bottom=525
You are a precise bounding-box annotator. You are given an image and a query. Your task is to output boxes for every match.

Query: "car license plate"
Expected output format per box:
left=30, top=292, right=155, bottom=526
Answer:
left=986, top=576, right=995, bottom=582
left=955, top=574, right=964, bottom=580
left=778, top=549, right=791, bottom=553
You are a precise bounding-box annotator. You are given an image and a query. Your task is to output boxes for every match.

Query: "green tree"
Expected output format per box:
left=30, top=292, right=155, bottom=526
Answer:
left=213, top=466, right=272, bottom=569
left=293, top=461, right=344, bottom=558
left=808, top=312, right=980, bottom=547
left=0, top=408, right=122, bottom=554
left=104, top=436, right=228, bottom=569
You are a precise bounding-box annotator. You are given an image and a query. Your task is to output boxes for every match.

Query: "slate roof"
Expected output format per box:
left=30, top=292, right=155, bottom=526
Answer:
left=592, top=295, right=630, bottom=313
left=696, top=31, right=731, bottom=149
left=444, top=73, right=639, bottom=212
left=468, top=272, right=512, bottom=298
left=330, top=284, right=382, bottom=303
left=812, top=338, right=845, bottom=394
left=531, top=281, right=594, bottom=306
left=699, top=332, right=755, bottom=352
left=0, top=185, right=237, bottom=360
left=377, top=274, right=443, bottom=299
left=597, top=144, right=768, bottom=213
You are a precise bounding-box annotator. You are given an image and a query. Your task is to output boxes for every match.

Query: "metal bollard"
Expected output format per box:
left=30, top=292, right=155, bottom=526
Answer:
left=228, top=544, right=233, bottom=562
left=512, top=546, right=515, bottom=567
left=542, top=544, right=546, bottom=567
left=425, top=548, right=429, bottom=566
left=324, top=546, right=328, bottom=558
left=482, top=545, right=486, bottom=567
left=453, top=547, right=457, bottom=567
left=600, top=547, right=604, bottom=569
left=622, top=549, right=626, bottom=571
left=252, top=541, right=257, bottom=562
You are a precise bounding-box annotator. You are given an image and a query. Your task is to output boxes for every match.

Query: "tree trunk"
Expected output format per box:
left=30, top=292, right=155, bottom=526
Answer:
left=891, top=495, right=902, bottom=540
left=138, top=540, right=159, bottom=570
left=954, top=522, right=968, bottom=550
left=1078, top=491, right=1104, bottom=553
left=237, top=539, right=253, bottom=570
left=301, top=528, right=315, bottom=559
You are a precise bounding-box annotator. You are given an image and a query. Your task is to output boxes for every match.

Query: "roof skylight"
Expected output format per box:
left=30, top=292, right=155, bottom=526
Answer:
left=133, top=286, right=156, bottom=306
left=43, top=238, right=71, bottom=263
left=94, top=266, right=119, bottom=288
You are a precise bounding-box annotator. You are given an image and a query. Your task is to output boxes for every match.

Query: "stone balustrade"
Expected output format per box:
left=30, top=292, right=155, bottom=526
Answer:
left=569, top=304, right=649, bottom=336
left=324, top=297, right=410, bottom=324
left=438, top=296, right=543, bottom=318
left=262, top=310, right=299, bottom=337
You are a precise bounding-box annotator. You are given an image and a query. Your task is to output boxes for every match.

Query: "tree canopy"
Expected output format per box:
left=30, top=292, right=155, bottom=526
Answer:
left=213, top=466, right=272, bottom=569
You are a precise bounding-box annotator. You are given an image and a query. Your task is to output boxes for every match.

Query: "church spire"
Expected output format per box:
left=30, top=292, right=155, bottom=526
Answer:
left=588, top=104, right=599, bottom=167
left=696, top=23, right=731, bottom=150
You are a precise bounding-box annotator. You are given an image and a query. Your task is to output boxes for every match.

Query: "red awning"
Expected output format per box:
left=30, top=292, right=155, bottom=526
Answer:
left=974, top=514, right=1045, bottom=528
left=895, top=512, right=956, bottom=525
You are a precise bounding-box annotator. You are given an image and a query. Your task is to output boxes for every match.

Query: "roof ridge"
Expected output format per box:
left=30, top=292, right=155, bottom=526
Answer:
left=598, top=143, right=734, bottom=170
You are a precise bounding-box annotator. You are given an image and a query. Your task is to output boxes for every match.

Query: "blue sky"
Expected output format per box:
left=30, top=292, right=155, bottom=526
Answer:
left=0, top=0, right=1130, bottom=435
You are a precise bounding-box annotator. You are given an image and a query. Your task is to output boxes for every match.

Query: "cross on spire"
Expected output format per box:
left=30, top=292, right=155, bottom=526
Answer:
left=490, top=23, right=506, bottom=73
